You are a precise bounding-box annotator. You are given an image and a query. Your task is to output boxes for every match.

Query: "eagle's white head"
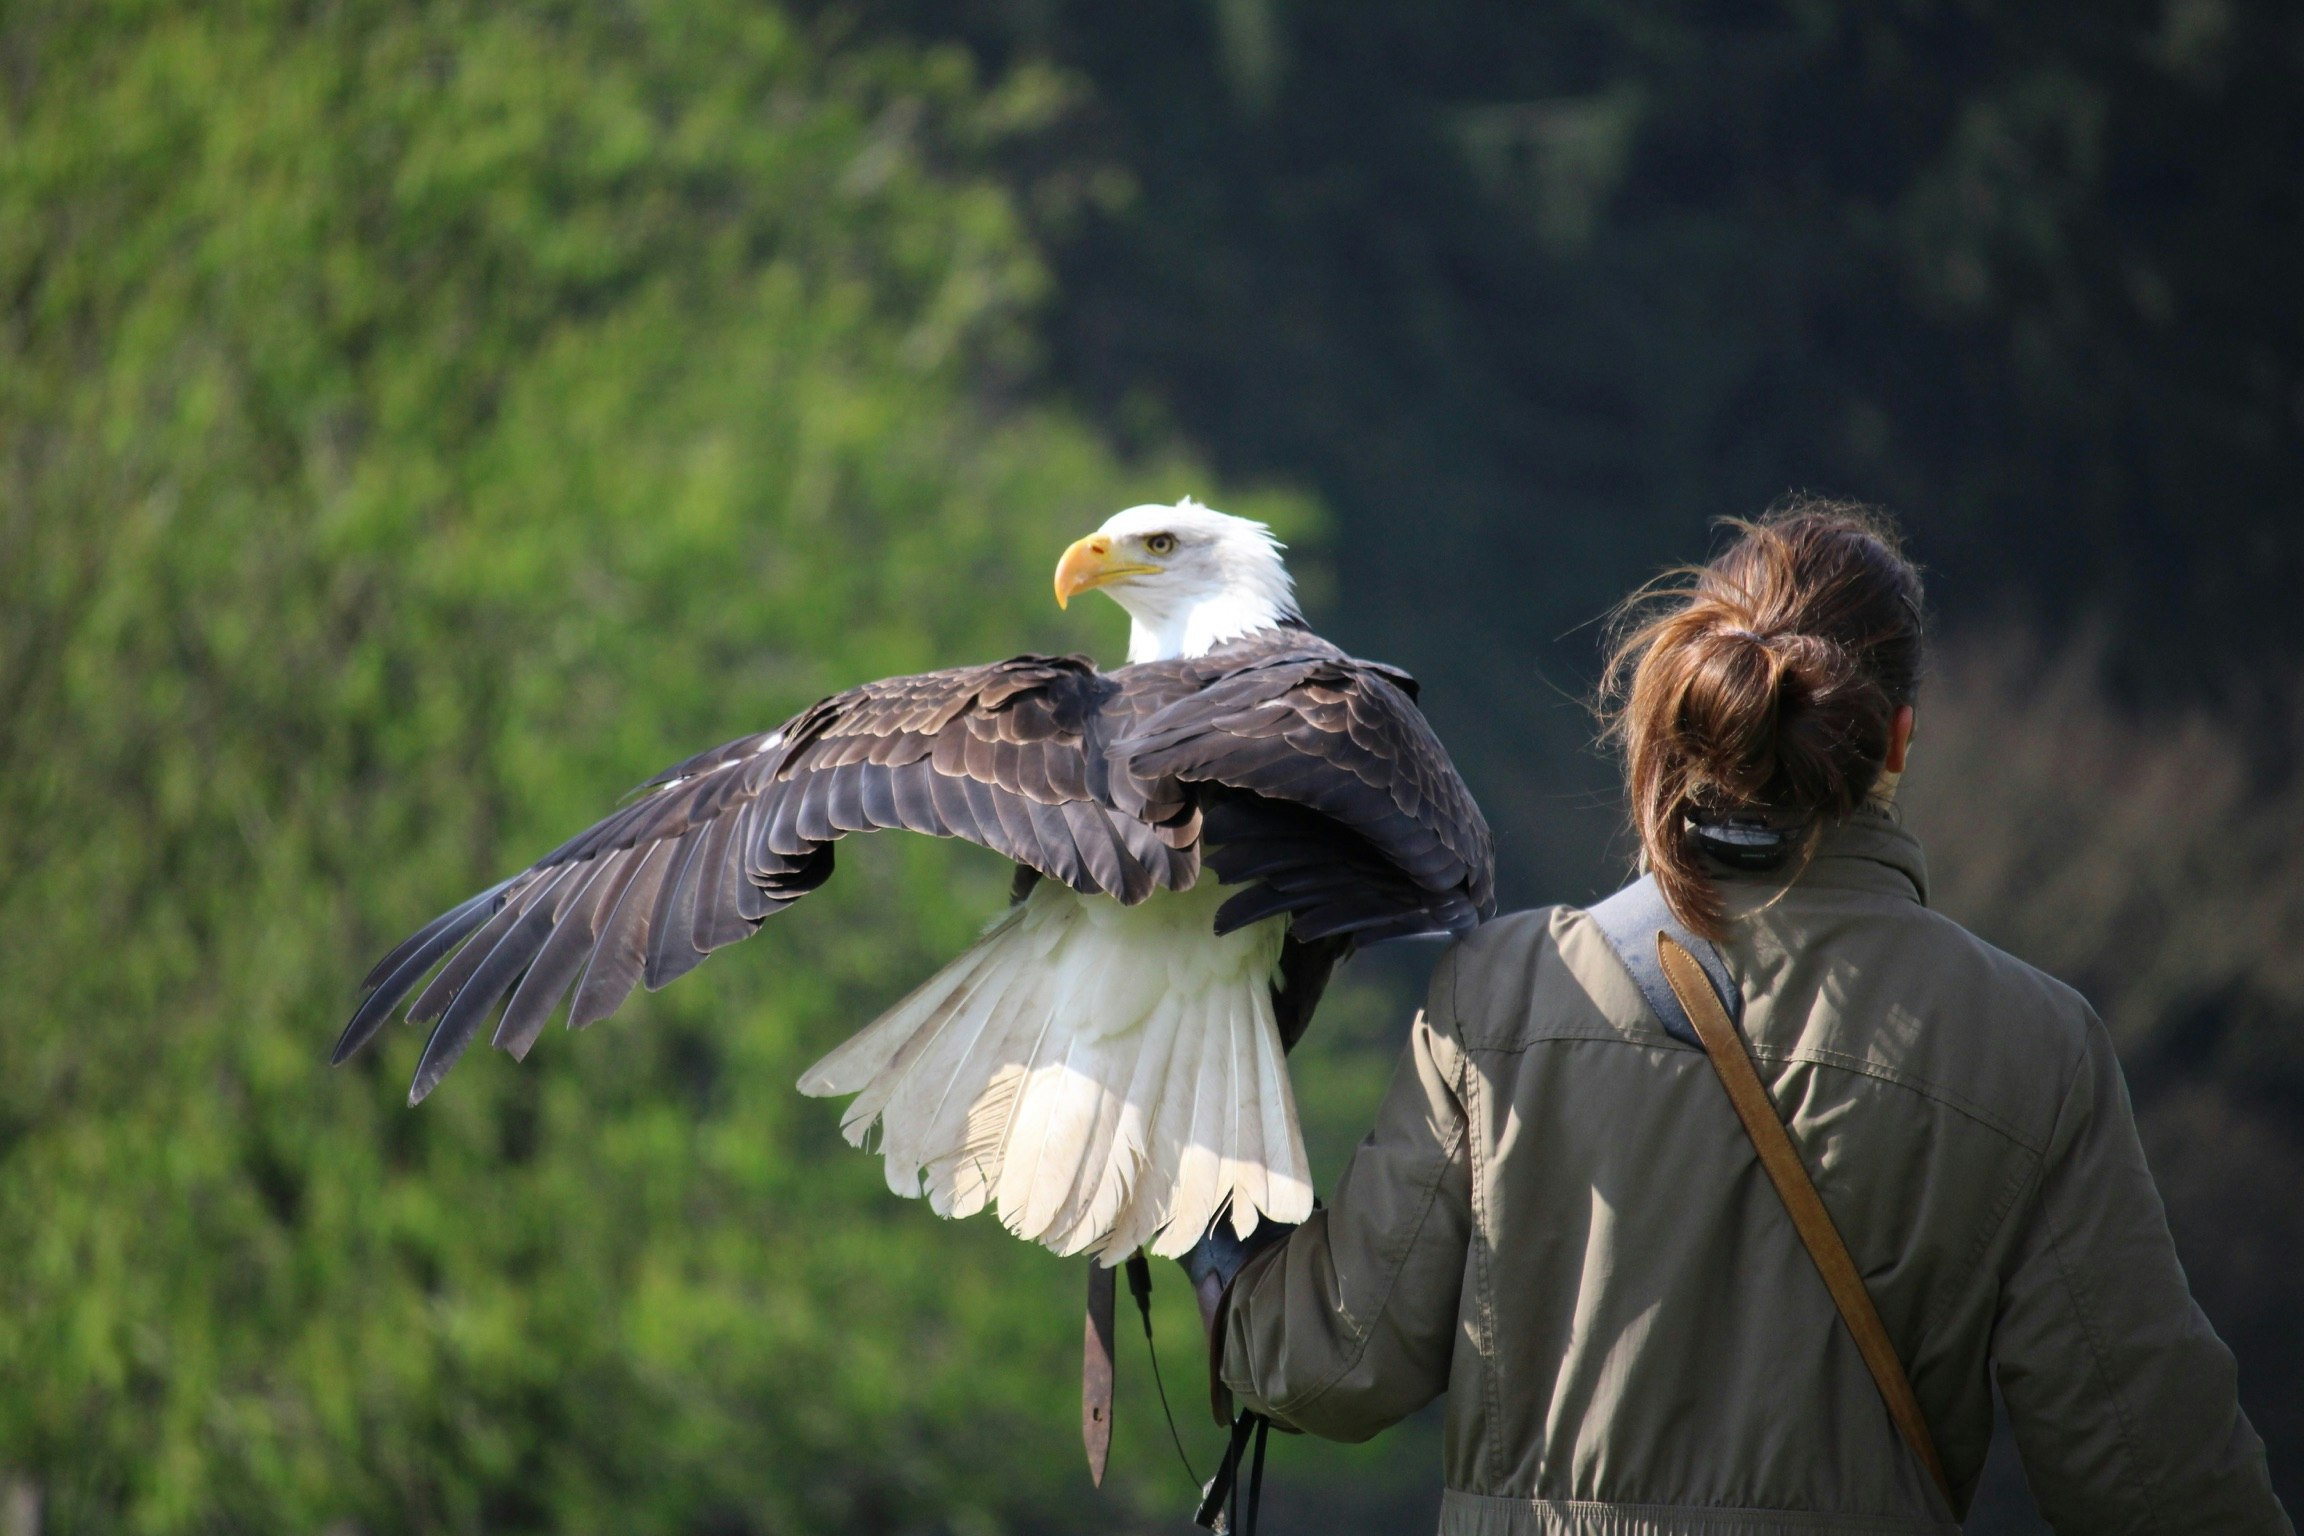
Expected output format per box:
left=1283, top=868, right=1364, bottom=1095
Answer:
left=1053, top=498, right=1301, bottom=663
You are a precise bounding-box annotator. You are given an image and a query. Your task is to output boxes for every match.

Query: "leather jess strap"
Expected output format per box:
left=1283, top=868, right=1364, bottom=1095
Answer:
left=1654, top=934, right=1955, bottom=1508
left=1083, top=1260, right=1117, bottom=1485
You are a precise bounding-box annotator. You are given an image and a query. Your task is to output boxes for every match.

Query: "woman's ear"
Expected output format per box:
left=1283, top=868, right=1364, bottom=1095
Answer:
left=1885, top=705, right=1916, bottom=775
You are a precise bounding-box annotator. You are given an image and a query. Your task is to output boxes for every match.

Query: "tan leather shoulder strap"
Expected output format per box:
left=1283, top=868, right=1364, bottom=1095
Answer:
left=1657, top=934, right=1955, bottom=1508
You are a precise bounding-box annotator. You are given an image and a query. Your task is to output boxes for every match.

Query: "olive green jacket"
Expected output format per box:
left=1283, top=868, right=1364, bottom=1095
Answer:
left=1220, top=813, right=2290, bottom=1535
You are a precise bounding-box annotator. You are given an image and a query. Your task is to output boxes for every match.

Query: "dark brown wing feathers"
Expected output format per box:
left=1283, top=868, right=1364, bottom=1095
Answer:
left=1119, top=639, right=1493, bottom=941
left=343, top=631, right=1492, bottom=1102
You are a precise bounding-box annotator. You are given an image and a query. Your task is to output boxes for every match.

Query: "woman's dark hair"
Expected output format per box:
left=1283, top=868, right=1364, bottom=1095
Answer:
left=1601, top=499, right=1926, bottom=938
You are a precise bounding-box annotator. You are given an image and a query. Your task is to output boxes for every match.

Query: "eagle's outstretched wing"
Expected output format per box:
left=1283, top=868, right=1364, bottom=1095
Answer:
left=339, top=629, right=1492, bottom=1104
left=338, top=654, right=1183, bottom=1102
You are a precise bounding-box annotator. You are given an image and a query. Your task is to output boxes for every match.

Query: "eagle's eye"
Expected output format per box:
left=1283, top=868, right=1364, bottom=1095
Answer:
left=1144, top=532, right=1178, bottom=556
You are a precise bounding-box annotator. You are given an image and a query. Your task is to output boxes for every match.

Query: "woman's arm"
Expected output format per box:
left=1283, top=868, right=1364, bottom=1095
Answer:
left=1214, top=965, right=1475, bottom=1443
left=1993, top=1013, right=2291, bottom=1534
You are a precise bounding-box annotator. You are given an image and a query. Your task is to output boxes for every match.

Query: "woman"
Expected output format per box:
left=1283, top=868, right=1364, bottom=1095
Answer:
left=1190, top=506, right=2291, bottom=1533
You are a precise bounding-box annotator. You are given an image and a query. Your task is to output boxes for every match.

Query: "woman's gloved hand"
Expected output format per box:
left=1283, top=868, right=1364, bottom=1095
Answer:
left=1177, top=1208, right=1299, bottom=1338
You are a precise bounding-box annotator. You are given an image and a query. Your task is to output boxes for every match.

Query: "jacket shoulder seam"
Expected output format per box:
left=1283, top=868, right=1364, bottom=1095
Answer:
left=1748, top=1045, right=2051, bottom=1154
left=1460, top=1026, right=1699, bottom=1058
left=1466, top=1031, right=2053, bottom=1153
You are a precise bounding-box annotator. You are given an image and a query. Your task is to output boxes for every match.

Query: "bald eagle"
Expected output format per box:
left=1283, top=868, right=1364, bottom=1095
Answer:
left=339, top=502, right=1493, bottom=1260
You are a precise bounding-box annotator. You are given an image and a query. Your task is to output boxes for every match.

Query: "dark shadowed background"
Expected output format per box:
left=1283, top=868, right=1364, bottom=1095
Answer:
left=2, top=2, right=2297, bottom=1532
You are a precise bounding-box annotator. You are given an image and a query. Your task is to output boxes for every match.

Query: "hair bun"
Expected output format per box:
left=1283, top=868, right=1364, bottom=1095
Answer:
left=1602, top=501, right=1924, bottom=937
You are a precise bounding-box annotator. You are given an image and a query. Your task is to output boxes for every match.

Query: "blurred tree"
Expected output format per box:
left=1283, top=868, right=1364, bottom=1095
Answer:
left=0, top=2, right=1309, bottom=1530
left=829, top=0, right=2304, bottom=899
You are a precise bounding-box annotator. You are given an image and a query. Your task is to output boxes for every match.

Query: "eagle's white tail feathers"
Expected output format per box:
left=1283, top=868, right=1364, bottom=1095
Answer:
left=797, top=879, right=1312, bottom=1262
left=797, top=907, right=1024, bottom=1106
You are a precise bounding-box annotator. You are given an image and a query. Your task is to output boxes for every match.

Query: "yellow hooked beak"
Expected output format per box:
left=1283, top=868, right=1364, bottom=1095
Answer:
left=1053, top=534, right=1160, bottom=609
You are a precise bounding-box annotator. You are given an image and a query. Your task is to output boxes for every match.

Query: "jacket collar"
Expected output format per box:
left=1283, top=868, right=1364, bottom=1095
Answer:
left=1714, top=806, right=1930, bottom=907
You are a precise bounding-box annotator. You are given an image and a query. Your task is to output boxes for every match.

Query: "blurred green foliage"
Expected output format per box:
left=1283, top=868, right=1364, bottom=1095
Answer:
left=7, top=1, right=2300, bottom=1531
left=0, top=3, right=1319, bottom=1529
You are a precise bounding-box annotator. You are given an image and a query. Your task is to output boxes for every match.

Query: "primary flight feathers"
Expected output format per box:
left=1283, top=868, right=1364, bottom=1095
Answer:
left=341, top=501, right=1493, bottom=1259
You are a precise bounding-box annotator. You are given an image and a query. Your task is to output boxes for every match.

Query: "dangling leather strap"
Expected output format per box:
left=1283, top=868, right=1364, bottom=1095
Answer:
left=1083, top=1260, right=1117, bottom=1485
left=1655, top=934, right=1954, bottom=1507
